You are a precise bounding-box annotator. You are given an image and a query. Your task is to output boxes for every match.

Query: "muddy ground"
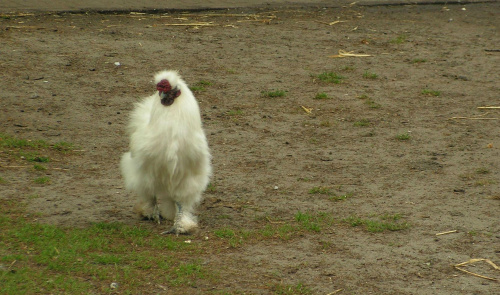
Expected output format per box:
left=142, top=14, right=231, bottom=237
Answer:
left=1, top=2, right=499, bottom=294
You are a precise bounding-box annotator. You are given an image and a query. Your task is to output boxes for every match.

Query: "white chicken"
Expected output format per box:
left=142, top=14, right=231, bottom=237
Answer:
left=120, top=70, right=211, bottom=234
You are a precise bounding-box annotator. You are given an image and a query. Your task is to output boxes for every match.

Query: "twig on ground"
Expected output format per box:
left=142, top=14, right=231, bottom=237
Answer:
left=329, top=50, right=372, bottom=58
left=477, top=106, right=500, bottom=109
left=301, top=106, right=313, bottom=114
left=266, top=216, right=285, bottom=224
left=454, top=258, right=500, bottom=282
left=326, top=289, right=343, bottom=295
left=315, top=20, right=346, bottom=25
left=156, top=22, right=215, bottom=27
left=436, top=230, right=457, bottom=236
left=449, top=117, right=498, bottom=120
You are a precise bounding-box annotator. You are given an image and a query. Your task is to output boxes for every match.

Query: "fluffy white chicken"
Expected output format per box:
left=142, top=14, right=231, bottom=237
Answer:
left=120, top=70, right=211, bottom=234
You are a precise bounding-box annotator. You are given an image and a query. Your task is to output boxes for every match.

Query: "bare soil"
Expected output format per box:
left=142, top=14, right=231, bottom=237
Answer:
left=1, top=2, right=499, bottom=294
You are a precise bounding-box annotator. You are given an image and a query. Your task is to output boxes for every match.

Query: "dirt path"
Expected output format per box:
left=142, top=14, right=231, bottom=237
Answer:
left=1, top=2, right=499, bottom=294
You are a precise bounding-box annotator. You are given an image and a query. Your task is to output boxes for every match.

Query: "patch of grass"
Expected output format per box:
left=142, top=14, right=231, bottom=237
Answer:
left=34, top=176, right=50, bottom=184
left=227, top=109, right=243, bottom=116
left=0, top=204, right=212, bottom=294
left=316, top=72, right=345, bottom=84
left=313, top=92, right=330, bottom=100
left=358, top=95, right=381, bottom=109
left=309, top=186, right=332, bottom=195
left=396, top=132, right=411, bottom=141
left=475, top=168, right=490, bottom=175
left=343, top=214, right=410, bottom=232
left=214, top=228, right=235, bottom=239
left=262, top=90, right=287, bottom=98
left=190, top=80, right=213, bottom=92
left=295, top=212, right=321, bottom=232
left=28, top=155, right=50, bottom=162
left=353, top=119, right=370, bottom=127
left=0, top=133, right=48, bottom=149
left=206, top=182, right=217, bottom=193
left=53, top=141, right=74, bottom=153
left=33, top=164, right=46, bottom=171
left=168, top=261, right=207, bottom=287
left=363, top=71, right=378, bottom=79
left=272, top=282, right=312, bottom=295
left=391, top=34, right=407, bottom=44
left=411, top=58, right=427, bottom=64
left=342, top=66, right=355, bottom=71
left=474, top=179, right=497, bottom=187
left=213, top=227, right=246, bottom=248
left=421, top=89, right=441, bottom=97
left=329, top=193, right=352, bottom=201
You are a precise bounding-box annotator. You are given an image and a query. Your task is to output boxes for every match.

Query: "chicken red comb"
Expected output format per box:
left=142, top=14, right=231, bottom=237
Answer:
left=156, top=79, right=172, bottom=93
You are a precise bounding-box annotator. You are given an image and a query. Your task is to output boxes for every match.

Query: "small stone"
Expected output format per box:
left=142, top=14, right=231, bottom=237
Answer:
left=114, top=62, right=121, bottom=66
left=274, top=186, right=279, bottom=190
left=110, top=282, right=118, bottom=289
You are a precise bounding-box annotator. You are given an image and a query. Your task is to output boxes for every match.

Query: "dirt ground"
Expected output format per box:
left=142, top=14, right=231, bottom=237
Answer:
left=1, top=2, right=499, bottom=294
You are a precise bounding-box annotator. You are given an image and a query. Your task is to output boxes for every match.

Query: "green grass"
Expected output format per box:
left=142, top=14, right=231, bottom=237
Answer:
left=353, top=119, right=370, bottom=127
left=33, top=177, right=50, bottom=184
left=272, top=282, right=312, bottom=295
left=309, top=186, right=332, bottom=195
left=475, top=168, right=490, bottom=175
left=342, top=66, right=355, bottom=71
left=396, top=132, right=411, bottom=141
left=190, top=80, right=213, bottom=92
left=329, top=193, right=352, bottom=201
left=206, top=182, right=217, bottom=193
left=295, top=212, right=321, bottom=232
left=262, top=90, right=287, bottom=98
left=391, top=34, right=407, bottom=44
left=343, top=213, right=410, bottom=232
left=33, top=164, right=46, bottom=171
left=314, top=92, right=330, bottom=100
left=411, top=58, right=427, bottom=64
left=227, top=109, right=243, bottom=116
left=358, top=94, right=381, bottom=109
left=309, top=187, right=351, bottom=201
left=316, top=72, right=345, bottom=84
left=363, top=71, right=378, bottom=79
left=421, top=89, right=441, bottom=97
left=53, top=141, right=74, bottom=153
left=0, top=206, right=210, bottom=294
left=0, top=133, right=48, bottom=149
left=28, top=155, right=49, bottom=162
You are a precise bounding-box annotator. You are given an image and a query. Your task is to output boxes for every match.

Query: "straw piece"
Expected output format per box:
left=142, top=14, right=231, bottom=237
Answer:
left=454, top=258, right=500, bottom=282
left=435, top=230, right=457, bottom=236
left=329, top=50, right=372, bottom=58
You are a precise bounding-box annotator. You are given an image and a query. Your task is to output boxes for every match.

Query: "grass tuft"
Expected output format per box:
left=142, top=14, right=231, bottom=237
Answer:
left=353, top=119, right=370, bottom=127
left=314, top=92, right=330, bottom=100
left=316, top=72, right=345, bottom=84
left=262, top=90, right=287, bottom=98
left=272, top=282, right=312, bottom=295
left=363, top=71, right=378, bottom=79
left=391, top=34, right=407, bottom=44
left=343, top=214, right=410, bottom=232
left=421, top=89, right=441, bottom=97
left=396, top=132, right=411, bottom=141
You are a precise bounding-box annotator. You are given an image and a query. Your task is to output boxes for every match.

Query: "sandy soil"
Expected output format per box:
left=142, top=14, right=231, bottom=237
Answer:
left=1, top=2, right=499, bottom=294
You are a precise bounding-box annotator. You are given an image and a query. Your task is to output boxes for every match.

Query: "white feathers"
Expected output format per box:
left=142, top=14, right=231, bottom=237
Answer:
left=120, top=70, right=211, bottom=234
